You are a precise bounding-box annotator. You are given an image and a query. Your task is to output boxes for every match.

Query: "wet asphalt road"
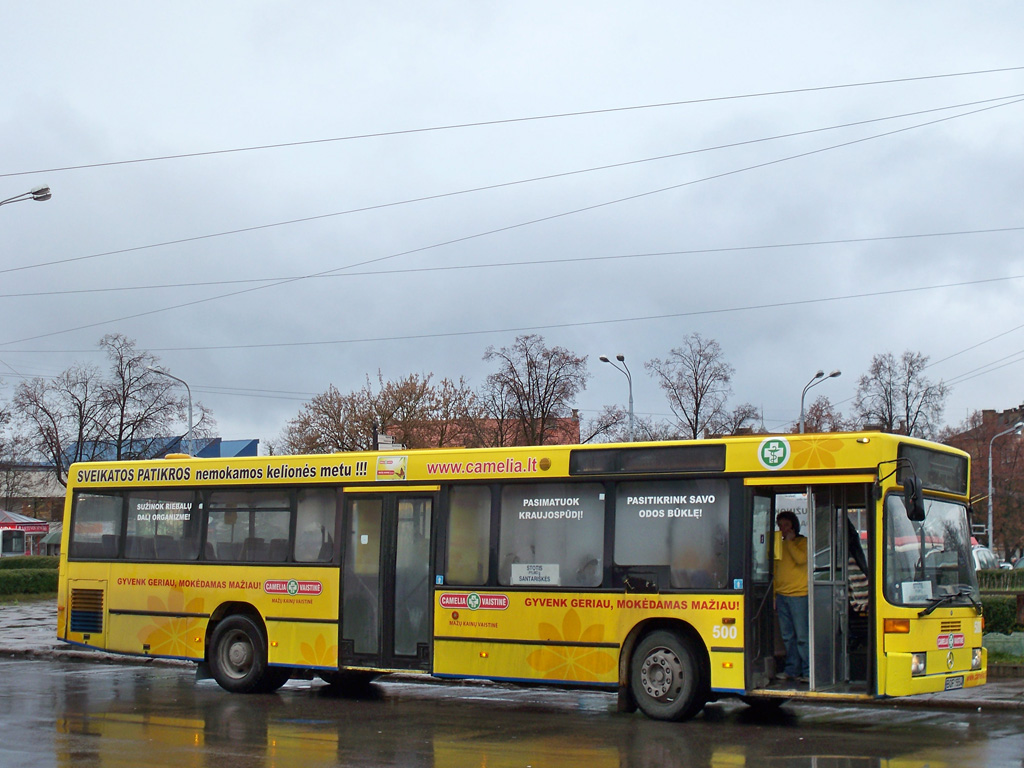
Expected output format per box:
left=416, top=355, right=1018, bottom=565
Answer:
left=4, top=598, right=1024, bottom=766
left=3, top=657, right=1024, bottom=768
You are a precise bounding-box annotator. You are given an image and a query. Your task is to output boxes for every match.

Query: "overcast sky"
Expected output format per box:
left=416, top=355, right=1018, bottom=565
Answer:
left=2, top=3, right=1023, bottom=448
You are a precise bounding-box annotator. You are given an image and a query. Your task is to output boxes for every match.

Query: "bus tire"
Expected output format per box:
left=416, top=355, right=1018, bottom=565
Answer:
left=258, top=666, right=291, bottom=693
left=319, top=671, right=378, bottom=696
left=209, top=615, right=275, bottom=694
left=629, top=630, right=706, bottom=721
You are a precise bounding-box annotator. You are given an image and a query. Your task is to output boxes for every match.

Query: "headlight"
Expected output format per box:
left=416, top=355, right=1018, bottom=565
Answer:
left=911, top=653, right=927, bottom=676
left=972, top=648, right=983, bottom=670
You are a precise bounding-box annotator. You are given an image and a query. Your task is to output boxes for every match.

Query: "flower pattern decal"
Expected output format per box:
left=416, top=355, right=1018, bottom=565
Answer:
left=791, top=436, right=844, bottom=470
left=526, top=609, right=615, bottom=681
left=137, top=587, right=205, bottom=657
left=300, top=633, right=338, bottom=667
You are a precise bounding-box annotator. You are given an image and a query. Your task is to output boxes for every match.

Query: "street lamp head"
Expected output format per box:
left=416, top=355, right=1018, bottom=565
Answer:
left=800, top=367, right=840, bottom=433
left=1014, top=421, right=1024, bottom=435
left=599, top=353, right=634, bottom=441
left=30, top=185, right=51, bottom=202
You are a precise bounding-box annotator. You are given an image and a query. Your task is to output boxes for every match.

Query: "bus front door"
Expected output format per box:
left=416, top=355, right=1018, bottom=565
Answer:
left=747, top=491, right=777, bottom=687
left=340, top=494, right=435, bottom=671
left=809, top=484, right=871, bottom=691
left=750, top=483, right=871, bottom=693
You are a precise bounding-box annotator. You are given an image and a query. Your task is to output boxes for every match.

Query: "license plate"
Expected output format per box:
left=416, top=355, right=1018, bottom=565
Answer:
left=944, top=675, right=964, bottom=691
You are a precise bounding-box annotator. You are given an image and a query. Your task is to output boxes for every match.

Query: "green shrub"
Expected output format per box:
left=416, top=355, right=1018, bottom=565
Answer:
left=982, top=595, right=1024, bottom=635
left=0, top=556, right=59, bottom=571
left=0, top=569, right=58, bottom=595
left=977, top=569, right=1024, bottom=592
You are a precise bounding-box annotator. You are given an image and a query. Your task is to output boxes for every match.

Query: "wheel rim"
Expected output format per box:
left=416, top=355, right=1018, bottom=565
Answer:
left=640, top=646, right=684, bottom=702
left=219, top=629, right=254, bottom=680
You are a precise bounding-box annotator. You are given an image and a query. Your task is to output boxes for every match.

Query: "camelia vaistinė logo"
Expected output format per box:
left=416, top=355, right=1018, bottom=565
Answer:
left=758, top=437, right=790, bottom=470
left=264, top=579, right=323, bottom=596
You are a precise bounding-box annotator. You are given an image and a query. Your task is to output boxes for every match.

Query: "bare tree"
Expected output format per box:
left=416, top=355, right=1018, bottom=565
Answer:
left=471, top=371, right=520, bottom=448
left=714, top=402, right=761, bottom=435
left=280, top=372, right=480, bottom=453
left=583, top=407, right=682, bottom=444
left=580, top=405, right=629, bottom=444
left=797, top=395, right=848, bottom=433
left=853, top=351, right=948, bottom=438
left=14, top=362, right=109, bottom=486
left=0, top=406, right=32, bottom=510
left=646, top=333, right=734, bottom=439
left=99, top=334, right=211, bottom=459
left=942, top=411, right=1024, bottom=557
left=14, top=336, right=212, bottom=485
left=371, top=373, right=449, bottom=448
left=633, top=418, right=683, bottom=441
left=413, top=376, right=480, bottom=448
left=281, top=384, right=372, bottom=454
left=481, top=334, right=589, bottom=446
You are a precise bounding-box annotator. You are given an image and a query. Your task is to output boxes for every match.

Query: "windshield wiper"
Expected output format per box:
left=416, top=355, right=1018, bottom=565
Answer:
left=918, top=588, right=982, bottom=617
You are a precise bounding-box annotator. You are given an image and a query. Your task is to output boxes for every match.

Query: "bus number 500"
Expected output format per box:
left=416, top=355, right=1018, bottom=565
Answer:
left=712, top=625, right=738, bottom=640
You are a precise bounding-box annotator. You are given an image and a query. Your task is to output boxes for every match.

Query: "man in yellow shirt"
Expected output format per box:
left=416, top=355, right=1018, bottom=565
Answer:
left=775, top=510, right=809, bottom=682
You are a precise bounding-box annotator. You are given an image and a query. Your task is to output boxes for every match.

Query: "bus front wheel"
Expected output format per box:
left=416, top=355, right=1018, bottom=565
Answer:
left=629, top=630, right=706, bottom=721
left=210, top=615, right=283, bottom=694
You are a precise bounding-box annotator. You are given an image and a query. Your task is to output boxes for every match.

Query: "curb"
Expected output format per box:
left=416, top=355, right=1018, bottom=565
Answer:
left=989, top=663, right=1024, bottom=678
left=0, top=645, right=191, bottom=667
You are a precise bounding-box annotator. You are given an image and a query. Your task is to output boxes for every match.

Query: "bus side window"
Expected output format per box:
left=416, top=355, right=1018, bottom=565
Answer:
left=498, top=483, right=604, bottom=588
left=445, top=486, right=491, bottom=585
left=208, top=490, right=289, bottom=563
left=69, top=492, right=123, bottom=560
left=614, top=479, right=730, bottom=590
left=125, top=491, right=201, bottom=561
left=296, top=489, right=337, bottom=563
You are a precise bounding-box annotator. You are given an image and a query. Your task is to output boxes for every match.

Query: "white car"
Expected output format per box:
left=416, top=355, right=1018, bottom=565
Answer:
left=972, top=545, right=1000, bottom=571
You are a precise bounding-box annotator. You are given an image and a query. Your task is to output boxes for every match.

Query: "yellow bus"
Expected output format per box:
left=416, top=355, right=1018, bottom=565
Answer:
left=57, top=431, right=985, bottom=720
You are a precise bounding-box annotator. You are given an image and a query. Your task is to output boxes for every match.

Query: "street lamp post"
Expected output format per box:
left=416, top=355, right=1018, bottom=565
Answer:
left=799, top=368, right=841, bottom=433
left=0, top=185, right=52, bottom=207
left=147, top=367, right=193, bottom=456
left=600, top=354, right=634, bottom=441
left=987, top=420, right=1024, bottom=550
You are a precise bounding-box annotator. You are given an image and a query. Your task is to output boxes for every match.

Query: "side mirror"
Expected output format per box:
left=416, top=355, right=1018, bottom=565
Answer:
left=903, top=476, right=926, bottom=522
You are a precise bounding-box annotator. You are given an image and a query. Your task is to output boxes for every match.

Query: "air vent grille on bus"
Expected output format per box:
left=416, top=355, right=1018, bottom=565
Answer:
left=70, top=589, right=104, bottom=634
left=939, top=620, right=961, bottom=633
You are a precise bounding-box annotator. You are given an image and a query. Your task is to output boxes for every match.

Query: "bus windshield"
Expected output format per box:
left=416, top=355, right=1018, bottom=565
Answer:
left=883, top=494, right=978, bottom=608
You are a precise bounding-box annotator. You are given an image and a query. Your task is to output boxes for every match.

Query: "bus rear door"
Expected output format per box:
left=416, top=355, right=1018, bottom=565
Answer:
left=339, top=492, right=436, bottom=671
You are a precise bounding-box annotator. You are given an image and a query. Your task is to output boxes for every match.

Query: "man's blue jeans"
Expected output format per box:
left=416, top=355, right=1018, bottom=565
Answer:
left=776, top=593, right=809, bottom=677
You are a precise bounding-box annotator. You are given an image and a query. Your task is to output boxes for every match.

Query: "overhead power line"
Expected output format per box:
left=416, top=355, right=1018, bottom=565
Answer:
left=7, top=273, right=1018, bottom=356
left=5, top=94, right=1023, bottom=348
left=6, top=278, right=1023, bottom=406
left=5, top=92, right=1021, bottom=280
left=2, top=224, right=1022, bottom=299
left=927, top=320, right=1024, bottom=370
left=3, top=64, right=1022, bottom=180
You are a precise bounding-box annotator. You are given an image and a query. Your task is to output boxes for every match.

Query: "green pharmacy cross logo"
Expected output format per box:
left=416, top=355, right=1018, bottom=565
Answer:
left=467, top=593, right=481, bottom=611
left=758, top=437, right=790, bottom=470
left=287, top=579, right=299, bottom=596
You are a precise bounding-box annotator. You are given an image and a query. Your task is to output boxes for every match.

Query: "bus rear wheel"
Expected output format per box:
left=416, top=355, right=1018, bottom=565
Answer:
left=630, top=630, right=706, bottom=721
left=209, top=615, right=284, bottom=693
